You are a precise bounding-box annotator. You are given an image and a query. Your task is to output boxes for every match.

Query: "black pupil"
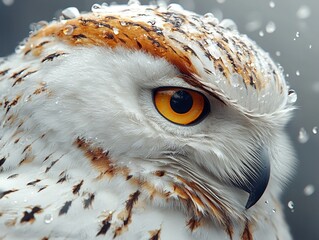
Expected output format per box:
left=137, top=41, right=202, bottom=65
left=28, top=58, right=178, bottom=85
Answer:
left=170, top=90, right=193, bottom=114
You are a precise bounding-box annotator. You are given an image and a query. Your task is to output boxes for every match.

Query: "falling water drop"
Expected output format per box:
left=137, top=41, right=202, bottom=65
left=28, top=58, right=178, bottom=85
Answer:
left=287, top=201, right=294, bottom=212
left=304, top=185, right=315, bottom=196
left=269, top=1, right=275, bottom=8
left=275, top=51, right=281, bottom=56
left=287, top=89, right=297, bottom=103
left=265, top=21, right=276, bottom=33
left=272, top=208, right=276, bottom=213
left=309, top=44, right=312, bottom=49
left=259, top=30, right=264, bottom=37
left=2, top=0, right=14, bottom=6
left=296, top=5, right=311, bottom=19
left=298, top=127, right=309, bottom=144
left=312, top=127, right=318, bottom=134
left=296, top=70, right=300, bottom=76
left=245, top=20, right=262, bottom=32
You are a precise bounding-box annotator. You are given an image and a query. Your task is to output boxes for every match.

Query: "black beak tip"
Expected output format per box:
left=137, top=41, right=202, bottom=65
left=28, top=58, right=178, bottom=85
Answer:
left=232, top=147, right=271, bottom=210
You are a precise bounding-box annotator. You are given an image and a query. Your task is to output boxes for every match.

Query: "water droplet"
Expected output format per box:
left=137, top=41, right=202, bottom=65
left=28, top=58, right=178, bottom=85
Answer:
left=286, top=73, right=290, bottom=78
left=275, top=51, right=281, bottom=56
left=296, top=31, right=300, bottom=38
left=296, top=70, right=300, bottom=76
left=2, top=0, right=14, bottom=6
left=148, top=20, right=156, bottom=26
left=287, top=201, right=294, bottom=210
left=269, top=1, right=275, bottom=8
left=265, top=21, right=276, bottom=33
left=167, top=3, right=184, bottom=12
left=15, top=42, right=25, bottom=54
left=259, top=30, right=264, bottom=37
left=113, top=27, right=119, bottom=35
left=231, top=74, right=242, bottom=87
left=203, top=13, right=219, bottom=25
left=272, top=208, right=276, bottom=213
left=304, top=184, right=315, bottom=196
left=220, top=19, right=237, bottom=31
left=245, top=20, right=262, bottom=32
left=287, top=89, right=297, bottom=103
left=128, top=0, right=141, bottom=6
left=298, top=127, right=309, bottom=144
left=29, top=21, right=48, bottom=33
left=312, top=127, right=318, bottom=134
left=44, top=214, right=53, bottom=224
left=296, top=5, right=311, bottom=19
left=120, top=21, right=127, bottom=26
left=63, top=25, right=74, bottom=35
left=216, top=0, right=226, bottom=3
left=62, top=7, right=80, bottom=19
left=91, top=3, right=102, bottom=12
left=265, top=200, right=269, bottom=204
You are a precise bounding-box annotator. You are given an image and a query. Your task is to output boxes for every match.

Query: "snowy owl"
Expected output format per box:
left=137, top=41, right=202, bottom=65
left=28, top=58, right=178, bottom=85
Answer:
left=0, top=2, right=296, bottom=240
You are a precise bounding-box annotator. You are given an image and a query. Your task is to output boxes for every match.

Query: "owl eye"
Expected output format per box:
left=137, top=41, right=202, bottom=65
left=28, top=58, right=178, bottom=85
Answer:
left=153, top=87, right=210, bottom=126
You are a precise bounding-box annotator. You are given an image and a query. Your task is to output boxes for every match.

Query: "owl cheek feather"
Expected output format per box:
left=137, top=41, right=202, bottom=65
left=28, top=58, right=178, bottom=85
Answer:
left=231, top=147, right=271, bottom=209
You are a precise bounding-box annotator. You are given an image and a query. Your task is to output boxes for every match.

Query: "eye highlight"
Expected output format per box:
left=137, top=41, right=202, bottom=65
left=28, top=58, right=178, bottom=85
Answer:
left=153, top=87, right=210, bottom=126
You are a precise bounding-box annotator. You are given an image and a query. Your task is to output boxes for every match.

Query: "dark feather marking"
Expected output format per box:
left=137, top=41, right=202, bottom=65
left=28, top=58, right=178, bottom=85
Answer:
left=27, top=179, right=41, bottom=186
left=59, top=201, right=72, bottom=216
left=241, top=221, right=253, bottom=240
left=20, top=206, right=42, bottom=223
left=186, top=217, right=202, bottom=232
left=114, top=190, right=140, bottom=238
left=96, top=212, right=113, bottom=236
left=45, top=159, right=59, bottom=173
left=0, top=69, right=9, bottom=76
left=72, top=34, right=87, bottom=40
left=43, top=153, right=53, bottom=162
left=0, top=189, right=18, bottom=199
left=41, top=52, right=66, bottom=63
left=83, top=193, right=95, bottom=209
left=10, top=68, right=27, bottom=79
left=12, top=70, right=37, bottom=87
left=7, top=173, right=19, bottom=179
left=149, top=229, right=161, bottom=240
left=38, top=185, right=48, bottom=192
left=22, top=144, right=31, bottom=154
left=72, top=180, right=84, bottom=195
left=57, top=171, right=68, bottom=184
left=6, top=95, right=21, bottom=114
left=0, top=157, right=6, bottom=166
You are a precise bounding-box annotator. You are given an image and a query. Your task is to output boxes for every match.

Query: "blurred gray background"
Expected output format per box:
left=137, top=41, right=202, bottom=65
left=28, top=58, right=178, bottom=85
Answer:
left=0, top=0, right=318, bottom=239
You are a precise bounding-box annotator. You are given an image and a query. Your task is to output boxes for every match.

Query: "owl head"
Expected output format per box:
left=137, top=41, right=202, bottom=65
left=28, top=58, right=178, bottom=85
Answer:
left=15, top=2, right=296, bottom=224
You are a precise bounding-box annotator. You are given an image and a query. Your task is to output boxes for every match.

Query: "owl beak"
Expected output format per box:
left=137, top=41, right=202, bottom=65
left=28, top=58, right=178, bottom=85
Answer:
left=232, top=147, right=271, bottom=209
